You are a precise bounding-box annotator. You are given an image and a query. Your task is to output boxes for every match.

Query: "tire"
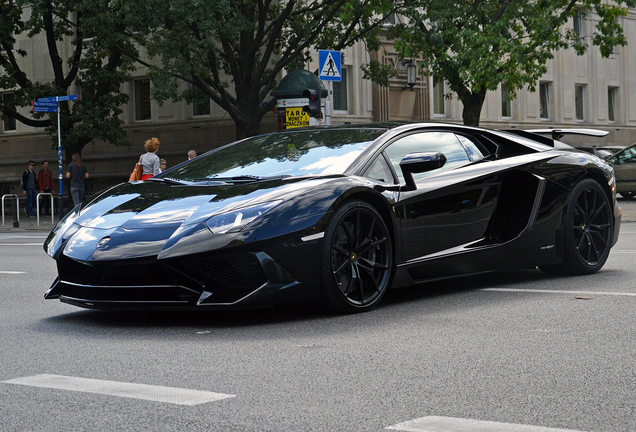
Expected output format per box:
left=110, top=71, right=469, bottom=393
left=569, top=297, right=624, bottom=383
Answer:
left=540, top=179, right=613, bottom=275
left=620, top=191, right=635, bottom=199
left=321, top=200, right=393, bottom=313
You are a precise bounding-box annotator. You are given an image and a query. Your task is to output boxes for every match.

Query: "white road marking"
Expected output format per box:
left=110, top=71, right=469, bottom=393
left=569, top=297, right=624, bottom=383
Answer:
left=2, top=374, right=235, bottom=406
left=386, top=416, right=586, bottom=432
left=610, top=250, right=636, bottom=253
left=0, top=271, right=25, bottom=274
left=0, top=235, right=48, bottom=238
left=482, top=288, right=636, bottom=297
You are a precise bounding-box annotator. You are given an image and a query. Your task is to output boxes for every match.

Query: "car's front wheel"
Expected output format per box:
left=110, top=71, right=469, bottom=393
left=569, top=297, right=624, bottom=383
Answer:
left=321, top=200, right=393, bottom=313
left=540, top=179, right=613, bottom=275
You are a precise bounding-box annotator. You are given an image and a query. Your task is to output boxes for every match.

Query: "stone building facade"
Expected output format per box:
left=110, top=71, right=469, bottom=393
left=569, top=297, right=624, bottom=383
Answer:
left=1, top=9, right=635, bottom=197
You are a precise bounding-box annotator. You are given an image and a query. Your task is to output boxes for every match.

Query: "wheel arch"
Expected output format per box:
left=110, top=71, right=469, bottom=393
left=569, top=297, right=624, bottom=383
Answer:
left=336, top=190, right=398, bottom=260
left=584, top=168, right=614, bottom=207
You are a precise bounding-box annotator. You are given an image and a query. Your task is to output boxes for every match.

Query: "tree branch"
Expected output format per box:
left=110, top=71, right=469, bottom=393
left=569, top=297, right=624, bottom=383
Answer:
left=0, top=105, right=51, bottom=128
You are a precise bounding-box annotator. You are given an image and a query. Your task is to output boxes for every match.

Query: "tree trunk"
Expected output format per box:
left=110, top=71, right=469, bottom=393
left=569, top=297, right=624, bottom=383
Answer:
left=235, top=100, right=264, bottom=140
left=460, top=91, right=487, bottom=127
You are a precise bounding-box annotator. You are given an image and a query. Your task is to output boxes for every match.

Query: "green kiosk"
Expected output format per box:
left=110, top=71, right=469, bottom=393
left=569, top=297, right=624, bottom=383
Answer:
left=273, top=69, right=328, bottom=130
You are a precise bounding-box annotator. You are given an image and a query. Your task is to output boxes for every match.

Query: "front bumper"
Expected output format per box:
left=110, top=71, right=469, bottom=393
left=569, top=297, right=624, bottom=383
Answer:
left=45, top=250, right=317, bottom=310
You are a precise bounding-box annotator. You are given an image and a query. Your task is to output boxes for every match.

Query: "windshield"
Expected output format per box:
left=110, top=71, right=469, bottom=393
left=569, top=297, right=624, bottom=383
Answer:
left=162, top=128, right=386, bottom=181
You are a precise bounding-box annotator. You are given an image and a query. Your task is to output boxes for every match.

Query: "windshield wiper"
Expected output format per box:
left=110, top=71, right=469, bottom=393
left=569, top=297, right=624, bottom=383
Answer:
left=149, top=177, right=230, bottom=186
left=194, top=174, right=293, bottom=184
left=146, top=177, right=192, bottom=185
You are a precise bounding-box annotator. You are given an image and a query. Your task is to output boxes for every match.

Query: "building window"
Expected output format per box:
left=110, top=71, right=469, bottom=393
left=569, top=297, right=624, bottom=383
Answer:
left=192, top=86, right=211, bottom=116
left=332, top=68, right=348, bottom=111
left=539, top=82, right=550, bottom=119
left=134, top=78, right=151, bottom=121
left=501, top=84, right=512, bottom=118
left=433, top=78, right=445, bottom=115
left=608, top=87, right=617, bottom=122
left=2, top=93, right=16, bottom=132
left=575, top=84, right=585, bottom=121
left=573, top=9, right=583, bottom=38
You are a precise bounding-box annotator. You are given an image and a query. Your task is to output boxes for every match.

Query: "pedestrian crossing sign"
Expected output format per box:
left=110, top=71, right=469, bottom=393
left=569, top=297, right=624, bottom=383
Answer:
left=318, top=50, right=341, bottom=82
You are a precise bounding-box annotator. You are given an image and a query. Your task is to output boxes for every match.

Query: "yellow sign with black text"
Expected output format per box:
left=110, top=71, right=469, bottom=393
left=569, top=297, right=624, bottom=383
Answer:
left=285, top=107, right=310, bottom=128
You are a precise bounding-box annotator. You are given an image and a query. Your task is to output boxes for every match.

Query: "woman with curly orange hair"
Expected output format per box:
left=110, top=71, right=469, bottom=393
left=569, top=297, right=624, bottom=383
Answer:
left=140, top=137, right=161, bottom=180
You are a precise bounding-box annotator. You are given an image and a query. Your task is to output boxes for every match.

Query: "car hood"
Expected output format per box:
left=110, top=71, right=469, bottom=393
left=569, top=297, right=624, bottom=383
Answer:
left=44, top=176, right=341, bottom=262
left=76, top=177, right=334, bottom=229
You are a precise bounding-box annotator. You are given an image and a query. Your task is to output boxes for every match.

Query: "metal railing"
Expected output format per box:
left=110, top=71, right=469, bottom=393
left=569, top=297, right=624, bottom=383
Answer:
left=1, top=194, right=19, bottom=227
left=36, top=192, right=54, bottom=226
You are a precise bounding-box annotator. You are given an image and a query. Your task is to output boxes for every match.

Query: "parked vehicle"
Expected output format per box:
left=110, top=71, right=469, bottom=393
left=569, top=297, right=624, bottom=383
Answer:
left=601, top=145, right=626, bottom=155
left=574, top=147, right=614, bottom=159
left=609, top=143, right=636, bottom=199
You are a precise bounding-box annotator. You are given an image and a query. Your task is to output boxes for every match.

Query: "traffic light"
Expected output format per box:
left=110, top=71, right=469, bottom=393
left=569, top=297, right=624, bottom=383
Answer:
left=302, top=89, right=321, bottom=119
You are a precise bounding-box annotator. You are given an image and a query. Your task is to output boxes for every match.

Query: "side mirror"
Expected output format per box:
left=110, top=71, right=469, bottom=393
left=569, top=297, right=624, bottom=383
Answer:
left=399, top=152, right=446, bottom=190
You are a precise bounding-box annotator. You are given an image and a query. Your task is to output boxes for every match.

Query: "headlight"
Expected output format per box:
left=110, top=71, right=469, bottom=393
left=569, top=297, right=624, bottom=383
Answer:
left=204, top=200, right=282, bottom=234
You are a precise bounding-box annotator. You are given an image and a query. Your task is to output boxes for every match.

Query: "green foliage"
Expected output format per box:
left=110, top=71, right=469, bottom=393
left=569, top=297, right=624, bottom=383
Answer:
left=390, top=0, right=635, bottom=126
left=0, top=0, right=138, bottom=159
left=361, top=60, right=396, bottom=87
left=124, top=0, right=395, bottom=138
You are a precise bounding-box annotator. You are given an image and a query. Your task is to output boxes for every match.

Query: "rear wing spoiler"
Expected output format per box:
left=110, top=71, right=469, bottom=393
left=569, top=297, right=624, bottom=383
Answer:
left=501, top=128, right=609, bottom=147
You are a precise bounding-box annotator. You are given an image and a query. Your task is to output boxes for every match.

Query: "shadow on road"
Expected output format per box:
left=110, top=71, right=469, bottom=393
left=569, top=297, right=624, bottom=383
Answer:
left=38, top=268, right=572, bottom=332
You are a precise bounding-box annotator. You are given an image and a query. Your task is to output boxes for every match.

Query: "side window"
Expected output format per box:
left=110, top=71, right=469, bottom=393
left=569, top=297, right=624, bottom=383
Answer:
left=363, top=156, right=394, bottom=183
left=456, top=134, right=485, bottom=161
left=384, top=132, right=471, bottom=183
left=615, top=147, right=636, bottom=165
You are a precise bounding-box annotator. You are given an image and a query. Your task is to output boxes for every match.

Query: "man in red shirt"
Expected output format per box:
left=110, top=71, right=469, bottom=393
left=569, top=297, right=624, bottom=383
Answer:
left=37, top=160, right=54, bottom=216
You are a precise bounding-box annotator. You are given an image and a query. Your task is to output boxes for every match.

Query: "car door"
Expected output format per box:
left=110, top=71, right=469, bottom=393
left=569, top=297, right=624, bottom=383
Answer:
left=380, top=131, right=506, bottom=264
left=611, top=146, right=636, bottom=194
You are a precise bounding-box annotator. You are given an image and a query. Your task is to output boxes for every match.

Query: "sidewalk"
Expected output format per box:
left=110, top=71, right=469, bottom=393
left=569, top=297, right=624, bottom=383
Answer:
left=0, top=213, right=60, bottom=232
left=2, top=198, right=636, bottom=233
left=619, top=199, right=636, bottom=223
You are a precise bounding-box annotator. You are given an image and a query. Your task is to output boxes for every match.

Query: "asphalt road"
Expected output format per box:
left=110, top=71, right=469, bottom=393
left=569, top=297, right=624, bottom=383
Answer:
left=0, top=220, right=635, bottom=431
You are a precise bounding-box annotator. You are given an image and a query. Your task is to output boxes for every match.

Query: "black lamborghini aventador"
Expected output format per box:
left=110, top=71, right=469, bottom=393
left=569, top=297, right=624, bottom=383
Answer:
left=44, top=123, right=622, bottom=313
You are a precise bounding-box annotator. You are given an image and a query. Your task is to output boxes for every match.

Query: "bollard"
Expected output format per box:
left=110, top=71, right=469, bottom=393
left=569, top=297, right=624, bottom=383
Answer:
left=11, top=195, right=19, bottom=228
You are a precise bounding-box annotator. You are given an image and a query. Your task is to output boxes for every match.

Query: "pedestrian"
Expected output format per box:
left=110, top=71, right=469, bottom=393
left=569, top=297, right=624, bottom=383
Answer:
left=37, top=160, right=54, bottom=216
left=66, top=153, right=89, bottom=207
left=21, top=160, right=37, bottom=218
left=187, top=149, right=197, bottom=160
left=160, top=158, right=167, bottom=172
left=140, top=137, right=161, bottom=180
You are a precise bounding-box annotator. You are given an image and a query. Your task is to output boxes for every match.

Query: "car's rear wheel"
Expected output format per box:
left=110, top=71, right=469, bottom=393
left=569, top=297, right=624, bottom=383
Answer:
left=620, top=191, right=635, bottom=199
left=540, top=179, right=613, bottom=275
left=321, top=200, right=393, bottom=313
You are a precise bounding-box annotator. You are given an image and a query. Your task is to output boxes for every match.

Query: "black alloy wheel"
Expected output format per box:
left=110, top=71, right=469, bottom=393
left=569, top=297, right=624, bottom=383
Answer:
left=541, top=179, right=613, bottom=275
left=321, top=200, right=393, bottom=313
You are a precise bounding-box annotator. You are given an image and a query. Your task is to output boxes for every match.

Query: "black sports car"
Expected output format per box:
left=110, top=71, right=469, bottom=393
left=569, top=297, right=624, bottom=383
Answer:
left=44, top=123, right=622, bottom=313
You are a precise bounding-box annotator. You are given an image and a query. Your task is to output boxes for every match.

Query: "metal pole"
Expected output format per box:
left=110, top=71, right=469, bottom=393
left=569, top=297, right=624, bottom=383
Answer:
left=326, top=81, right=333, bottom=125
left=57, top=100, right=64, bottom=219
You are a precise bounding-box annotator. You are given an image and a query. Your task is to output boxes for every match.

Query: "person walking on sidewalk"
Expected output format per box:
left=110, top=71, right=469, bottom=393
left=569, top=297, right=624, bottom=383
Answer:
left=140, top=137, right=161, bottom=180
left=21, top=160, right=37, bottom=218
left=66, top=153, right=89, bottom=207
left=37, top=160, right=54, bottom=216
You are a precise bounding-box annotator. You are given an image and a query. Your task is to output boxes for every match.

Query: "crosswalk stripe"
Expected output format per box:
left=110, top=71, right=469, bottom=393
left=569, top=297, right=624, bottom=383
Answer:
left=2, top=374, right=235, bottom=406
left=386, top=416, right=586, bottom=432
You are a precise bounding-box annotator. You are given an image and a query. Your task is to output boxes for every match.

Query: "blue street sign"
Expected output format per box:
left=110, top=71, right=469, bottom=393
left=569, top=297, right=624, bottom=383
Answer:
left=33, top=101, right=59, bottom=107
left=37, top=94, right=79, bottom=102
left=318, top=50, right=341, bottom=82
left=33, top=106, right=59, bottom=113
